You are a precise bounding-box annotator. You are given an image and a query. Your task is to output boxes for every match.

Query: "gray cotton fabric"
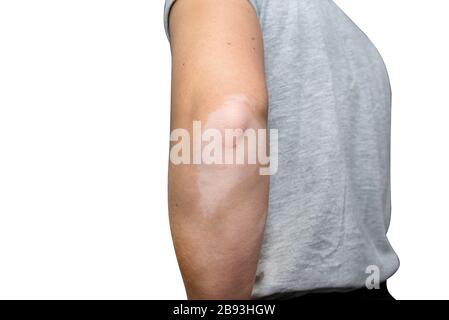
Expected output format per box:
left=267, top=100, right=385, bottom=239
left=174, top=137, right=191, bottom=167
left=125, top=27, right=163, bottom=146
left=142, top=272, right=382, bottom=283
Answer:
left=164, top=0, right=400, bottom=299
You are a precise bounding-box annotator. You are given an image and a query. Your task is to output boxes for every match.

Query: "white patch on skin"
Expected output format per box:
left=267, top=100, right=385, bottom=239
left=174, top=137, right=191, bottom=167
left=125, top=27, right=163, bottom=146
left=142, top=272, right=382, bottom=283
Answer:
left=196, top=94, right=260, bottom=216
left=197, top=165, right=256, bottom=216
left=204, top=95, right=257, bottom=139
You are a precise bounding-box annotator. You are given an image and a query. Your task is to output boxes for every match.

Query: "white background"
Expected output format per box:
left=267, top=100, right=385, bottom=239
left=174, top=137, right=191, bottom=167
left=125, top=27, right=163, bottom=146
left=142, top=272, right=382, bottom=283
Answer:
left=0, top=0, right=447, bottom=300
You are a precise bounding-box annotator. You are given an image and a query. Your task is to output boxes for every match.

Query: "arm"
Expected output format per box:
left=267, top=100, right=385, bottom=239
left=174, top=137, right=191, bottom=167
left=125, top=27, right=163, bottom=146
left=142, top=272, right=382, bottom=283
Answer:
left=168, top=0, right=269, bottom=300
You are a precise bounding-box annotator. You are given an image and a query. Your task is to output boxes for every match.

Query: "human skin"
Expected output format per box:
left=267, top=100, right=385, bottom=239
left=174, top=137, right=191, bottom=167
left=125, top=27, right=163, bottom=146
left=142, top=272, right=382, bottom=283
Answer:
left=167, top=0, right=269, bottom=299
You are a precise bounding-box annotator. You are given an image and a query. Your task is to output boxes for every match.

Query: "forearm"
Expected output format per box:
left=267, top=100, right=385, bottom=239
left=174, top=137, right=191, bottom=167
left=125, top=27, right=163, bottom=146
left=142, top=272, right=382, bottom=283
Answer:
left=168, top=118, right=268, bottom=299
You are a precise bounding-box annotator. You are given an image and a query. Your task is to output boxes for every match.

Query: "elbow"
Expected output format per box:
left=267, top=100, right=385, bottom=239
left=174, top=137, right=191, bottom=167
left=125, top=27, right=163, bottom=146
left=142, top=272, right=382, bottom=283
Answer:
left=195, top=93, right=268, bottom=168
left=199, top=93, right=268, bottom=135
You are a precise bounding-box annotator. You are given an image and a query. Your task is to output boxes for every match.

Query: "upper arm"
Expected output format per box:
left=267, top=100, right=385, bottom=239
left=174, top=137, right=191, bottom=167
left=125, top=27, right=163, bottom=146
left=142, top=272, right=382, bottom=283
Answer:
left=167, top=0, right=267, bottom=127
